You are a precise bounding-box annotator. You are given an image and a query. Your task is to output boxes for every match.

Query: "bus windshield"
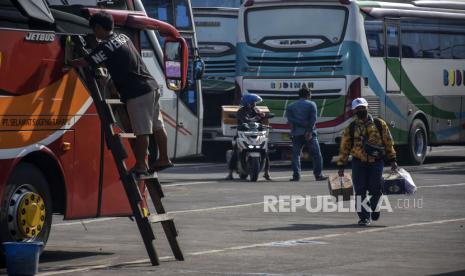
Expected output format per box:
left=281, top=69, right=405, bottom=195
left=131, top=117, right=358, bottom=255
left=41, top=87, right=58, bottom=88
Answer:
left=142, top=0, right=192, bottom=29
left=246, top=6, right=347, bottom=48
left=191, top=0, right=241, bottom=8
left=196, top=14, right=237, bottom=55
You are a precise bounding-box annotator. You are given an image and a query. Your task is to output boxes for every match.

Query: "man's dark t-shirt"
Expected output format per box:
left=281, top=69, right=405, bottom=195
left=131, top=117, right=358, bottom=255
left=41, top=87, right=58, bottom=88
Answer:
left=85, top=33, right=158, bottom=102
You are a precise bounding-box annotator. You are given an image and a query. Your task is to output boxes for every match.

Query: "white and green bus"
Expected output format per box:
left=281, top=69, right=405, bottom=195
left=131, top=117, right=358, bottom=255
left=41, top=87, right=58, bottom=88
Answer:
left=236, top=0, right=465, bottom=164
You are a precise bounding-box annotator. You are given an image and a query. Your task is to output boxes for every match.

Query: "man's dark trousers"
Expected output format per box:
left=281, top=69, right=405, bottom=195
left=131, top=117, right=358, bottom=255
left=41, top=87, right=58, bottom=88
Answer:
left=291, top=135, right=323, bottom=179
left=352, top=158, right=384, bottom=220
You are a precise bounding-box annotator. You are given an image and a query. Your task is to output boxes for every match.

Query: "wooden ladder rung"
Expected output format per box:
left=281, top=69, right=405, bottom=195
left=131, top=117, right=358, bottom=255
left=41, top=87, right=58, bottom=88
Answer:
left=148, top=213, right=173, bottom=223
left=119, top=133, right=136, bottom=139
left=106, top=99, right=124, bottom=105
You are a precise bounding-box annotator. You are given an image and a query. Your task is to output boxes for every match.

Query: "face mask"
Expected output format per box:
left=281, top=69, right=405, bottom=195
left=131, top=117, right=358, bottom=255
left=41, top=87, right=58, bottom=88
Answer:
left=356, top=110, right=368, bottom=119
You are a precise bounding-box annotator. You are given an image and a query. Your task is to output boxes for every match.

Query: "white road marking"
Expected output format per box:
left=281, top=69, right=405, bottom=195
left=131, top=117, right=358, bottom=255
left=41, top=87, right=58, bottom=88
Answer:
left=162, top=174, right=314, bottom=187
left=417, top=183, right=465, bottom=188
left=168, top=163, right=226, bottom=169
left=52, top=218, right=118, bottom=227
left=179, top=270, right=285, bottom=275
left=40, top=217, right=465, bottom=275
left=164, top=181, right=219, bottom=187
left=171, top=202, right=264, bottom=214
left=429, top=148, right=465, bottom=153
left=52, top=181, right=465, bottom=227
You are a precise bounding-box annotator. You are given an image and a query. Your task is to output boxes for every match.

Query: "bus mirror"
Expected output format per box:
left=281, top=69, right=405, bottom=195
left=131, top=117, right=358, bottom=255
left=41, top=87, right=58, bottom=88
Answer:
left=164, top=38, right=188, bottom=91
left=166, top=79, right=182, bottom=91
left=193, top=56, right=205, bottom=80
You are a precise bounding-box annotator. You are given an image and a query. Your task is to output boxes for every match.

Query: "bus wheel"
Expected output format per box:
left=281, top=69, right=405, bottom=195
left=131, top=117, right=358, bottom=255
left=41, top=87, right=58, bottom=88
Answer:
left=0, top=163, right=52, bottom=260
left=406, top=119, right=428, bottom=165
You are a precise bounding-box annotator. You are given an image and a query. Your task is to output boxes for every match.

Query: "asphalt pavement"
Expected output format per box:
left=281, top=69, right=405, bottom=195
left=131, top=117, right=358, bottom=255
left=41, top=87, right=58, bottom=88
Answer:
left=3, top=146, right=465, bottom=276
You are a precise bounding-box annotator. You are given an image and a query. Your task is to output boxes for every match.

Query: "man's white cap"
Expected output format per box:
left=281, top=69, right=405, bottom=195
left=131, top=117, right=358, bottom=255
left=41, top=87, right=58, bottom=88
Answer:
left=351, top=98, right=368, bottom=110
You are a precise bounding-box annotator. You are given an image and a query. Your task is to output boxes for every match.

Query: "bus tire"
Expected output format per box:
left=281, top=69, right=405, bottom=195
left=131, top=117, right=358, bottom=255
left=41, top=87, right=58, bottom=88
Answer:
left=0, top=163, right=52, bottom=263
left=406, top=119, right=428, bottom=165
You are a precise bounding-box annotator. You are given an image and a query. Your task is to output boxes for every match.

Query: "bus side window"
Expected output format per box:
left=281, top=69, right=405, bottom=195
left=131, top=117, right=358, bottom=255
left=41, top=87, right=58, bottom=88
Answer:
left=364, top=19, right=384, bottom=57
left=0, top=0, right=29, bottom=29
left=386, top=25, right=399, bottom=58
left=438, top=20, right=465, bottom=59
left=174, top=0, right=192, bottom=29
left=402, top=19, right=439, bottom=59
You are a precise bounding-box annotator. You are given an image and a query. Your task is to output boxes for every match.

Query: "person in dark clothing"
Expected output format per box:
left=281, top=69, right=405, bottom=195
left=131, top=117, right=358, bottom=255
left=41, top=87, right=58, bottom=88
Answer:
left=226, top=94, right=271, bottom=180
left=71, top=11, right=172, bottom=178
left=337, top=97, right=398, bottom=226
left=286, top=86, right=328, bottom=181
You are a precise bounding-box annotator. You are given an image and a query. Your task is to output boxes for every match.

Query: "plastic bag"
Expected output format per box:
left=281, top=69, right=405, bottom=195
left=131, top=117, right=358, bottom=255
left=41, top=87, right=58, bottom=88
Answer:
left=397, top=168, right=417, bottom=195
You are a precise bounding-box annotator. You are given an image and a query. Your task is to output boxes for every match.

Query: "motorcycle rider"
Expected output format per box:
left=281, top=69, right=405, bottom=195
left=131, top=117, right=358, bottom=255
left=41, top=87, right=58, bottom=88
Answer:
left=226, top=94, right=271, bottom=180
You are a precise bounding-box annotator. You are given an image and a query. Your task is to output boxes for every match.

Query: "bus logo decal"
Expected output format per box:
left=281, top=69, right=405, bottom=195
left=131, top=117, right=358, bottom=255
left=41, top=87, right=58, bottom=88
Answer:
left=25, top=32, right=55, bottom=42
left=443, top=69, right=464, bottom=86
left=263, top=38, right=324, bottom=49
left=271, top=81, right=314, bottom=90
left=195, top=21, right=220, bottom=27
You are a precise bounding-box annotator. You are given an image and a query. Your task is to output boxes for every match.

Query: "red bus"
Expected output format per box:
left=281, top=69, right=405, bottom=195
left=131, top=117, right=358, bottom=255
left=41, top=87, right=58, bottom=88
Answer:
left=0, top=0, right=188, bottom=256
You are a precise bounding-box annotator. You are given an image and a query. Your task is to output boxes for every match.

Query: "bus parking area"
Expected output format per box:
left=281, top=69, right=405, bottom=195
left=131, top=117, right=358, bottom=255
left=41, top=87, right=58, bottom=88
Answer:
left=14, top=146, right=464, bottom=276
left=2, top=0, right=465, bottom=275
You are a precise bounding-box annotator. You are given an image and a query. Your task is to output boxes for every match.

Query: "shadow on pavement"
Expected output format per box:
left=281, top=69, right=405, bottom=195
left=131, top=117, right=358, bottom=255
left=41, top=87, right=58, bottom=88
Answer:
left=424, top=156, right=465, bottom=164
left=40, top=250, right=113, bottom=263
left=246, top=223, right=386, bottom=232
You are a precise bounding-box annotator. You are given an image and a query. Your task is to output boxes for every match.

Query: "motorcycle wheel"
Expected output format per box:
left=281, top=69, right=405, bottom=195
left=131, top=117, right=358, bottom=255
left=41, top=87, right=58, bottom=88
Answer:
left=248, top=157, right=260, bottom=182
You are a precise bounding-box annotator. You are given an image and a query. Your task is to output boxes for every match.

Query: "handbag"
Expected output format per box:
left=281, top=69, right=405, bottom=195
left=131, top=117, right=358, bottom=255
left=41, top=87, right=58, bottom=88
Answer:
left=363, top=142, right=385, bottom=159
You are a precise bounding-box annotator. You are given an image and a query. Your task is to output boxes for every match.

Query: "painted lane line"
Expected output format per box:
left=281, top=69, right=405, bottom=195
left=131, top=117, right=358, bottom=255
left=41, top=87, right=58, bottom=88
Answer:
left=184, top=217, right=465, bottom=254
left=163, top=174, right=315, bottom=187
left=51, top=182, right=465, bottom=227
left=171, top=202, right=264, bottom=214
left=180, top=270, right=287, bottom=275
left=164, top=181, right=219, bottom=187
left=167, top=163, right=226, bottom=169
left=417, top=183, right=465, bottom=188
left=37, top=256, right=170, bottom=276
left=40, top=217, right=465, bottom=275
left=429, top=148, right=465, bottom=153
left=52, top=218, right=117, bottom=227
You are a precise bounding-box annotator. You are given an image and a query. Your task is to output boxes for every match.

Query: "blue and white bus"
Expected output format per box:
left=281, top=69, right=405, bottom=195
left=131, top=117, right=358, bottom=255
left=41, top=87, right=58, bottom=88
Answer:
left=236, top=0, right=465, bottom=164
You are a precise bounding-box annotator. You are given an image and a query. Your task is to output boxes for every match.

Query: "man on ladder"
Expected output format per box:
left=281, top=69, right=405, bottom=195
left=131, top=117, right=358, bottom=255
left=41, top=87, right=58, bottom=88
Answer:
left=71, top=11, right=173, bottom=177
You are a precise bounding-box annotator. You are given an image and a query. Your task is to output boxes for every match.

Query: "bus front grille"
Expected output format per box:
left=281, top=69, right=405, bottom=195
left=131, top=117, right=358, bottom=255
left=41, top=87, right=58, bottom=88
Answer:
left=246, top=55, right=342, bottom=69
left=204, top=59, right=236, bottom=75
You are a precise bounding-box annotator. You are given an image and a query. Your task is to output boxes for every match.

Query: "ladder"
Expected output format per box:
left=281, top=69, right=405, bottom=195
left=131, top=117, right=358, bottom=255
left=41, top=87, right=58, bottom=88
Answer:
left=77, top=65, right=184, bottom=266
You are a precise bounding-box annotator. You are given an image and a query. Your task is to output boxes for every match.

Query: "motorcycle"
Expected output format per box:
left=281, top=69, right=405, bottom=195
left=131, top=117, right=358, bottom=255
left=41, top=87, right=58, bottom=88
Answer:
left=226, top=114, right=274, bottom=182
